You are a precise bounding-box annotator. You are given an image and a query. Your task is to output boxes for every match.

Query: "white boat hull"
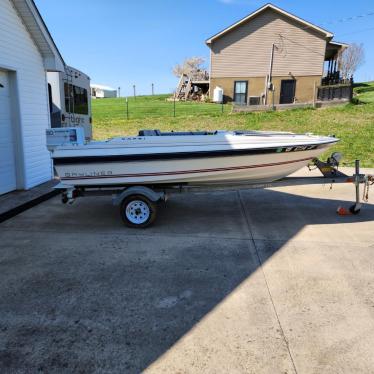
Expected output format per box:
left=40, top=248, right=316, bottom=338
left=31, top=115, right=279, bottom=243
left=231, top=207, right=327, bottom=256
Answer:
left=54, top=147, right=329, bottom=186
left=50, top=130, right=339, bottom=187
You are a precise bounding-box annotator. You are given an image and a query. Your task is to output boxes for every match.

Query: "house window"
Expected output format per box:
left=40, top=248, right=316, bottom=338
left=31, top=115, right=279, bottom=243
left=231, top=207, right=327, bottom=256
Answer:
left=64, top=83, right=88, bottom=115
left=234, top=81, right=248, bottom=104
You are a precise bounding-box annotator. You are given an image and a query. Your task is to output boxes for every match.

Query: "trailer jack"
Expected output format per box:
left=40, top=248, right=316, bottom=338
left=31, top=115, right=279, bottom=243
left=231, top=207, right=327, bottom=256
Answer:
left=313, top=157, right=372, bottom=216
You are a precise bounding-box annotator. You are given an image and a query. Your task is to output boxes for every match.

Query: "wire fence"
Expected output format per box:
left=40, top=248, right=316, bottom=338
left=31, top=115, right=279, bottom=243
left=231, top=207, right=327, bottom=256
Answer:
left=92, top=95, right=231, bottom=122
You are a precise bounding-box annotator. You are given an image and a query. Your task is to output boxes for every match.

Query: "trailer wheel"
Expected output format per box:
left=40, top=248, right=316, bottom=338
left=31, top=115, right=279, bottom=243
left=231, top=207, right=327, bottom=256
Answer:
left=120, top=194, right=157, bottom=228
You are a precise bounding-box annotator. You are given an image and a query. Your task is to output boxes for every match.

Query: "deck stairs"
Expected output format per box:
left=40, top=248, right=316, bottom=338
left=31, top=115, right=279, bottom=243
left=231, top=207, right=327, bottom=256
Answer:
left=174, top=74, right=192, bottom=101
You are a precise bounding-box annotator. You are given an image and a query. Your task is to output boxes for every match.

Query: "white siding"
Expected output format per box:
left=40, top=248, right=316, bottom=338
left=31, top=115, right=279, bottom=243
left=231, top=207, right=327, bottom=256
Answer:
left=102, top=89, right=117, bottom=98
left=0, top=0, right=52, bottom=189
left=210, top=8, right=326, bottom=78
left=0, top=70, right=17, bottom=194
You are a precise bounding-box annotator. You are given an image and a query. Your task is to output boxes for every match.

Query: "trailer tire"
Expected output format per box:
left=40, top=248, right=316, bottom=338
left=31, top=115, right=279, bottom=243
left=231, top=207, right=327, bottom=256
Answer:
left=120, top=194, right=157, bottom=228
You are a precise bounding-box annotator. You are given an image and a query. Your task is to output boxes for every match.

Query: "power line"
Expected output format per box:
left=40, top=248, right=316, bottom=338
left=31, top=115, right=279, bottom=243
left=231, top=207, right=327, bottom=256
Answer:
left=320, top=11, right=374, bottom=26
left=295, top=10, right=374, bottom=34
left=261, top=11, right=374, bottom=60
left=277, top=33, right=325, bottom=57
left=276, top=11, right=374, bottom=54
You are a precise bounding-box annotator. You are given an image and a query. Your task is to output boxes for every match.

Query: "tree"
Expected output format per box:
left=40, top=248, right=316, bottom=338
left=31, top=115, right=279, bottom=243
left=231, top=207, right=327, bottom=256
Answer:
left=338, top=43, right=365, bottom=79
left=172, top=57, right=206, bottom=78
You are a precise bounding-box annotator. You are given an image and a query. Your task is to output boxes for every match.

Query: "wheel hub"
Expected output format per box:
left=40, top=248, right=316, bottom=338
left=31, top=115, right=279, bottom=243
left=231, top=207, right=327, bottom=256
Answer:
left=126, top=200, right=150, bottom=224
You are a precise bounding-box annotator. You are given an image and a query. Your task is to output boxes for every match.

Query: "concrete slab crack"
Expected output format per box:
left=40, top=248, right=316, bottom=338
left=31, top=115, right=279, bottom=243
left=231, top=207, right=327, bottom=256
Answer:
left=237, top=191, right=298, bottom=374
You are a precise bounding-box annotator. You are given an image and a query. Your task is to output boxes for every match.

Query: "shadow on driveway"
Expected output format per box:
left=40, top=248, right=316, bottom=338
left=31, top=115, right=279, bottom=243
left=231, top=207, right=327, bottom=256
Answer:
left=0, top=188, right=373, bottom=372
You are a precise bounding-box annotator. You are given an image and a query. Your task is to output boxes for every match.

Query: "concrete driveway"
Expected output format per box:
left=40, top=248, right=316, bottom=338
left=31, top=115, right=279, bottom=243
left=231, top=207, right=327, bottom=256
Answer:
left=0, top=179, right=373, bottom=373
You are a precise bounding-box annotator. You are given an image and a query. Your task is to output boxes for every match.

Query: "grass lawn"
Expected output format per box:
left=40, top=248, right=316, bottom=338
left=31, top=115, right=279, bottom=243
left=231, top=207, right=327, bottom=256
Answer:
left=92, top=83, right=374, bottom=167
left=92, top=94, right=230, bottom=121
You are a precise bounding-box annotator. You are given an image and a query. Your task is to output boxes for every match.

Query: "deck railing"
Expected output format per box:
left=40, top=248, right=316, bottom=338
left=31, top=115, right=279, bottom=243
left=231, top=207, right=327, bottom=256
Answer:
left=321, top=72, right=352, bottom=86
left=317, top=79, right=353, bottom=102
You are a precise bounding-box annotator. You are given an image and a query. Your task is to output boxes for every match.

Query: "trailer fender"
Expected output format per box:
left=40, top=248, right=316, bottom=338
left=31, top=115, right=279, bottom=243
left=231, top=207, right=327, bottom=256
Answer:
left=112, top=186, right=165, bottom=206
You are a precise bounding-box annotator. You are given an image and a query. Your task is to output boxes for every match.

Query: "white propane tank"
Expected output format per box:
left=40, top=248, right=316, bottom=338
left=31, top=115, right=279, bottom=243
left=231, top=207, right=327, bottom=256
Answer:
left=213, top=86, right=223, bottom=103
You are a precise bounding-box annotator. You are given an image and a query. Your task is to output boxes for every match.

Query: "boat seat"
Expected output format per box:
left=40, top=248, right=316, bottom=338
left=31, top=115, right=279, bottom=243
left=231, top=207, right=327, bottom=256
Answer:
left=138, top=129, right=162, bottom=136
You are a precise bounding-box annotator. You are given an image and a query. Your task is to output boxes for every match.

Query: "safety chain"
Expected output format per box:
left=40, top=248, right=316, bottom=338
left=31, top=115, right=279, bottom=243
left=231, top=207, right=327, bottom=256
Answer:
left=363, top=175, right=374, bottom=203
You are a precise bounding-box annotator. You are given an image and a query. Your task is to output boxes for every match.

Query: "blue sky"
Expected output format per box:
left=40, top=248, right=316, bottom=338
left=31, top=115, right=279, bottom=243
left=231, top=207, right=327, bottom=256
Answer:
left=35, top=0, right=374, bottom=96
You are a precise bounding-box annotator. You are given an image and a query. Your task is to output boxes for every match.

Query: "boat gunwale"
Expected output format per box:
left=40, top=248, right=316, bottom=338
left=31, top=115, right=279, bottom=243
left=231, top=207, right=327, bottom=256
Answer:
left=52, top=141, right=337, bottom=165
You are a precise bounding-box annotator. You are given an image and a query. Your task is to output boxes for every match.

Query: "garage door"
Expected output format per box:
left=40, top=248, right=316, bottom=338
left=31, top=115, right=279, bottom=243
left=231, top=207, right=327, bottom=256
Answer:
left=0, top=70, right=17, bottom=194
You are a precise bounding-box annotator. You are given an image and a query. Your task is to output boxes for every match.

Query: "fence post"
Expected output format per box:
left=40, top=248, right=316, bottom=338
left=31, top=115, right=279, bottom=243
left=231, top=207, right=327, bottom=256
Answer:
left=173, top=95, right=176, bottom=117
left=126, top=97, right=129, bottom=119
left=221, top=98, right=224, bottom=114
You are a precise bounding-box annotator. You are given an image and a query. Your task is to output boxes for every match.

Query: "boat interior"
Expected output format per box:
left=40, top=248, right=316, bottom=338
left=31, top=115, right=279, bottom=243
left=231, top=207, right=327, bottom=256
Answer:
left=138, top=129, right=295, bottom=137
left=138, top=130, right=217, bottom=136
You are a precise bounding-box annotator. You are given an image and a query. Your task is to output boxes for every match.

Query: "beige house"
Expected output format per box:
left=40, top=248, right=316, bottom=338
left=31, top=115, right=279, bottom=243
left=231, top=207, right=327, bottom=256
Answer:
left=206, top=3, right=348, bottom=105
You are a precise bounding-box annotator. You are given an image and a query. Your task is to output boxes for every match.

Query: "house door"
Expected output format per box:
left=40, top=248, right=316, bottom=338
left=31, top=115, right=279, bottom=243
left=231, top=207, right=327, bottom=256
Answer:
left=234, top=81, right=248, bottom=104
left=0, top=70, right=17, bottom=195
left=280, top=79, right=296, bottom=104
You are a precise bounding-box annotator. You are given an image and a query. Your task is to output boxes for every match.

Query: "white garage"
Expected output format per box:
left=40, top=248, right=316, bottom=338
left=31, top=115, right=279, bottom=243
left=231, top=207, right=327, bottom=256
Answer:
left=0, top=0, right=65, bottom=195
left=91, top=84, right=118, bottom=99
left=0, top=70, right=16, bottom=194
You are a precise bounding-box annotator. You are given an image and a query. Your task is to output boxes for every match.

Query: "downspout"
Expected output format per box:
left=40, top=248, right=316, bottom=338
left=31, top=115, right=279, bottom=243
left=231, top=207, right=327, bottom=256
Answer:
left=209, top=48, right=212, bottom=98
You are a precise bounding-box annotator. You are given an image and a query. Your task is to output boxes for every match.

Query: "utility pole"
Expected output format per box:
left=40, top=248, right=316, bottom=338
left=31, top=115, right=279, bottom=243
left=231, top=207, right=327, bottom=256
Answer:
left=269, top=43, right=275, bottom=83
left=118, top=87, right=121, bottom=98
left=133, top=84, right=136, bottom=100
left=265, top=43, right=276, bottom=106
left=151, top=83, right=154, bottom=96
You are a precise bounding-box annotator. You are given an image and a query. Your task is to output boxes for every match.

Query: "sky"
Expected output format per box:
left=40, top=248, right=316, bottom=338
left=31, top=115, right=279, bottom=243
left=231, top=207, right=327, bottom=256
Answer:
left=35, top=0, right=374, bottom=96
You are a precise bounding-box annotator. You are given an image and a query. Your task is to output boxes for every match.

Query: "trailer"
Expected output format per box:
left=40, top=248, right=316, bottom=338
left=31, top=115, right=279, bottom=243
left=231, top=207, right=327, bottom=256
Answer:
left=53, top=154, right=373, bottom=228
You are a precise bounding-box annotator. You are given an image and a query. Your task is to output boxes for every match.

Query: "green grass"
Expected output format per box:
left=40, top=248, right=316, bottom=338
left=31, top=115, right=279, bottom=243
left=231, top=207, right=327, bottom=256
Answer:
left=354, top=82, right=374, bottom=104
left=92, top=84, right=374, bottom=167
left=92, top=94, right=229, bottom=121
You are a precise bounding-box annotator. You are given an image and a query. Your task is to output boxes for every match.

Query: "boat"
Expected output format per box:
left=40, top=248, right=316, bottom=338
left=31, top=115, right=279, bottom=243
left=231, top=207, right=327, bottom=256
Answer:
left=50, top=129, right=339, bottom=187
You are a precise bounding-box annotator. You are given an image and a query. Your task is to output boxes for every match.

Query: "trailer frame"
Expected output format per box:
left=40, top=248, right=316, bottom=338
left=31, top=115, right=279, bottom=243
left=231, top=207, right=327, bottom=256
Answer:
left=54, top=156, right=373, bottom=228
